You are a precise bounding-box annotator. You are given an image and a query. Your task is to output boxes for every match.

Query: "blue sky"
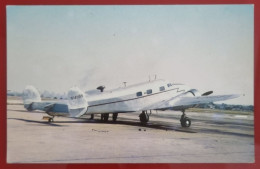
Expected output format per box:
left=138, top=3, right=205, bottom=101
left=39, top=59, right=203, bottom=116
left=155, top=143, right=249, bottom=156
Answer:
left=7, top=5, right=254, bottom=105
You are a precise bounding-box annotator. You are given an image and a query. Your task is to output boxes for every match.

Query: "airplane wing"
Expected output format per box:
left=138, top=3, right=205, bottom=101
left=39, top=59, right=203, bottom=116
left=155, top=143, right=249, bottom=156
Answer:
left=142, top=94, right=240, bottom=111
left=171, top=94, right=240, bottom=107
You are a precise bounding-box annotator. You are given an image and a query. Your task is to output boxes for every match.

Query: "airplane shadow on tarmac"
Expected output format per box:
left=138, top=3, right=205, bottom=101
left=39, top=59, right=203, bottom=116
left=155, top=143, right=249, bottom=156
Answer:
left=7, top=116, right=196, bottom=133
left=7, top=108, right=44, bottom=114
left=8, top=118, right=64, bottom=127
left=8, top=115, right=254, bottom=137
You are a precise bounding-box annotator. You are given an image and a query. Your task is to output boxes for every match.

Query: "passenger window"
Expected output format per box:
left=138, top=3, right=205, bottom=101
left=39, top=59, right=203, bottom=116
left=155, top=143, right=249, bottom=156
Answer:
left=167, top=83, right=172, bottom=87
left=160, top=86, right=165, bottom=91
left=147, top=89, right=152, bottom=94
left=136, top=92, right=142, bottom=97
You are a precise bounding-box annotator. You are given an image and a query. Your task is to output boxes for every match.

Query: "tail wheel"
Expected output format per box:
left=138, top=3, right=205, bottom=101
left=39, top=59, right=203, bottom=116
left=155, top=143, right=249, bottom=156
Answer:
left=48, top=118, right=54, bottom=123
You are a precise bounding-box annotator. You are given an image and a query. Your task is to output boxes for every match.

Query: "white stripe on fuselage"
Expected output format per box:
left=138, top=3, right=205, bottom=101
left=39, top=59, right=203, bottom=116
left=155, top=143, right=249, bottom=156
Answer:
left=85, top=79, right=191, bottom=114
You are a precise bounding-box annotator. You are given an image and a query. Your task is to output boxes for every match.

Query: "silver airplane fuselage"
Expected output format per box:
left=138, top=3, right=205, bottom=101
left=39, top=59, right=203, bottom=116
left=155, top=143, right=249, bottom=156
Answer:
left=85, top=79, right=191, bottom=114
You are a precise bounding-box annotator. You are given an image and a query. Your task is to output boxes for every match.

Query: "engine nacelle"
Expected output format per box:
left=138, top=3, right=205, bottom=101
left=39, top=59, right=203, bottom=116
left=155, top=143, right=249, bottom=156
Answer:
left=171, top=89, right=202, bottom=111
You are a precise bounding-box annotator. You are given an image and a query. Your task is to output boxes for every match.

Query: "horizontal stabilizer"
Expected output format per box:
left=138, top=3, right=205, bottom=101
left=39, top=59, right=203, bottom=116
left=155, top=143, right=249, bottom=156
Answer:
left=43, top=103, right=69, bottom=113
left=43, top=104, right=55, bottom=112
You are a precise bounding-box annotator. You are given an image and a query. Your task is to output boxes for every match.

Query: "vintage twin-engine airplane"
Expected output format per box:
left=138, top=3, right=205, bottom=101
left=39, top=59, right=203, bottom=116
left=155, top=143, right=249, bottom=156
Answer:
left=23, top=79, right=239, bottom=127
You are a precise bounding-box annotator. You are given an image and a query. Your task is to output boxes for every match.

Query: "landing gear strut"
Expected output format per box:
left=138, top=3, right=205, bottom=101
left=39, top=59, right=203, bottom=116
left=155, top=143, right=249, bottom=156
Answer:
left=139, top=111, right=149, bottom=124
left=112, top=113, right=118, bottom=122
left=90, top=114, right=94, bottom=120
left=180, top=110, right=191, bottom=127
left=101, top=113, right=109, bottom=122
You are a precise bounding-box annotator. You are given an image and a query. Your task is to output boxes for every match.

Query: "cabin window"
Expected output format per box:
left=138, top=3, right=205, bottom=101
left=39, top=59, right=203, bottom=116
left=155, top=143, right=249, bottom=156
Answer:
left=160, top=86, right=165, bottom=91
left=167, top=83, right=172, bottom=87
left=147, top=89, right=152, bottom=94
left=136, top=92, right=142, bottom=97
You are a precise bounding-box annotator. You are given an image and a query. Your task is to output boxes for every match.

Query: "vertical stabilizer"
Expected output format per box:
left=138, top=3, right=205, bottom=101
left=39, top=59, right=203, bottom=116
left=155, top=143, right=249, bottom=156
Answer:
left=23, top=85, right=41, bottom=104
left=22, top=85, right=41, bottom=111
left=67, top=86, right=89, bottom=117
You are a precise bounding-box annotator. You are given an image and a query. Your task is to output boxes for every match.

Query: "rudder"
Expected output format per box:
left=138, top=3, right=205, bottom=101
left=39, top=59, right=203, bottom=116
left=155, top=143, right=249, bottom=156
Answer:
left=22, top=85, right=41, bottom=111
left=67, top=86, right=89, bottom=117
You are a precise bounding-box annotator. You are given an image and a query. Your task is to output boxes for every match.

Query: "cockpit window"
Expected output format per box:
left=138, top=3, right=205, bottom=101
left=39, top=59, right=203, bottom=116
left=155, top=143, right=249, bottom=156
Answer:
left=147, top=89, right=152, bottom=94
left=136, top=92, right=142, bottom=97
left=159, top=86, right=165, bottom=91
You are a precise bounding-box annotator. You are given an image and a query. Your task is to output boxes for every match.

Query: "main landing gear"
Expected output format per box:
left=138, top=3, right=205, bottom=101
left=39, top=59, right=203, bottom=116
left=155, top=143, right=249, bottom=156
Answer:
left=101, top=113, right=109, bottom=122
left=139, top=111, right=149, bottom=124
left=89, top=114, right=94, bottom=120
left=180, top=110, right=191, bottom=127
left=100, top=113, right=118, bottom=122
left=112, top=113, right=118, bottom=122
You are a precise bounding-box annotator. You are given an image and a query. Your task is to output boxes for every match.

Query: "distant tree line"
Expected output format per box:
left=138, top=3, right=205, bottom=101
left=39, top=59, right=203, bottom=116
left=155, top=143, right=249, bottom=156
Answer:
left=197, top=102, right=254, bottom=112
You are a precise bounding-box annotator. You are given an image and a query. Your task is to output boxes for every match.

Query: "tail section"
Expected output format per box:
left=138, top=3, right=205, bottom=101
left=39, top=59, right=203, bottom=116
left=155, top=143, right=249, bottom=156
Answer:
left=67, top=86, right=89, bottom=117
left=22, top=85, right=41, bottom=111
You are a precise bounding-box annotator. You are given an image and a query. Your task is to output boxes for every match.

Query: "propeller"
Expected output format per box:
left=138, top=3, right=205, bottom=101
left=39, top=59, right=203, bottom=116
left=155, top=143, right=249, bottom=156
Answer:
left=202, top=91, right=213, bottom=96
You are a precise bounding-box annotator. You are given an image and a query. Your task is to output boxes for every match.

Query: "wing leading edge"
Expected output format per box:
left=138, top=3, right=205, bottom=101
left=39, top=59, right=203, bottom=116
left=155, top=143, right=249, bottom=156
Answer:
left=144, top=94, right=240, bottom=111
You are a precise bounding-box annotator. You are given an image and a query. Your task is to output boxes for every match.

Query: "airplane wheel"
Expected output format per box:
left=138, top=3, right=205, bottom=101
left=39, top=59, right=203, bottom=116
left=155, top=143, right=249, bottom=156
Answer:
left=103, top=113, right=109, bottom=122
left=139, top=111, right=149, bottom=124
left=48, top=118, right=53, bottom=123
left=181, top=117, right=191, bottom=127
left=112, top=113, right=118, bottom=122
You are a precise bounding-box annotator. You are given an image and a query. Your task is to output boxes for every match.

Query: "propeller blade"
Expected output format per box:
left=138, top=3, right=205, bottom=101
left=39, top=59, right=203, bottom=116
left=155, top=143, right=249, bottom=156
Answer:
left=202, top=91, right=213, bottom=96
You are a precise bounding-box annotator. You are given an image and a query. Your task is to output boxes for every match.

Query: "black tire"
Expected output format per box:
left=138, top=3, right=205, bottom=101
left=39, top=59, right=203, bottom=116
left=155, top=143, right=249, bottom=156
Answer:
left=112, top=113, right=118, bottom=122
left=103, top=113, right=109, bottom=122
left=139, top=112, right=149, bottom=124
left=48, top=118, right=53, bottom=123
left=181, top=117, right=191, bottom=127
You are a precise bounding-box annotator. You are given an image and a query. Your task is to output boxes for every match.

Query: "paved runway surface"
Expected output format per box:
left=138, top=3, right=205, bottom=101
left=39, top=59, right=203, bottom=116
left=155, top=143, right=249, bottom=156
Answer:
left=7, top=98, right=254, bottom=163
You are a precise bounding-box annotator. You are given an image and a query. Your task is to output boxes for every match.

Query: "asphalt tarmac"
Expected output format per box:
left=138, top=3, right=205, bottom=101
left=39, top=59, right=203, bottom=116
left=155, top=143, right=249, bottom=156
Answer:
left=7, top=98, right=254, bottom=163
